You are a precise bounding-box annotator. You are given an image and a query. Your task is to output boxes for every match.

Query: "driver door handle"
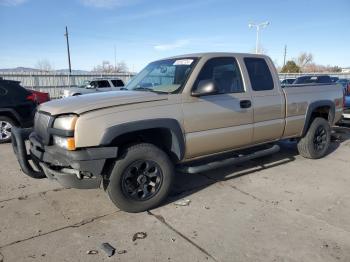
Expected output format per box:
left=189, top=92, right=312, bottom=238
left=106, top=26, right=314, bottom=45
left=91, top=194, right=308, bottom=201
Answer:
left=240, top=100, right=252, bottom=109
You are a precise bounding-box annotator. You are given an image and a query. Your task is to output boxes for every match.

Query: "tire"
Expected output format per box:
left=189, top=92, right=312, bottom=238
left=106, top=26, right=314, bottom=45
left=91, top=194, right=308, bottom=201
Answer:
left=297, top=117, right=331, bottom=159
left=107, top=143, right=174, bottom=213
left=0, top=116, right=16, bottom=144
left=72, top=93, right=81, bottom=96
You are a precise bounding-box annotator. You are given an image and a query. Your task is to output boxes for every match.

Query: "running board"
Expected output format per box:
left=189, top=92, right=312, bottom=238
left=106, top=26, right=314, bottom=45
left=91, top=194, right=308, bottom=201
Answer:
left=177, top=144, right=280, bottom=174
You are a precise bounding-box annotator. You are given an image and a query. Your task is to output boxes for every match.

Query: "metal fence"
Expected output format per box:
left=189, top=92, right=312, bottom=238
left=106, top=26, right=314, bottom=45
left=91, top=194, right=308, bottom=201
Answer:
left=1, top=71, right=349, bottom=99
left=0, top=72, right=136, bottom=98
left=279, top=72, right=350, bottom=79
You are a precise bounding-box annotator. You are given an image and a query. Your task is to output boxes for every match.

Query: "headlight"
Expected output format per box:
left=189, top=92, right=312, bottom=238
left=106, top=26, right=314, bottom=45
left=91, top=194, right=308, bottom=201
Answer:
left=52, top=114, right=78, bottom=150
left=53, top=136, right=76, bottom=151
left=53, top=115, right=78, bottom=131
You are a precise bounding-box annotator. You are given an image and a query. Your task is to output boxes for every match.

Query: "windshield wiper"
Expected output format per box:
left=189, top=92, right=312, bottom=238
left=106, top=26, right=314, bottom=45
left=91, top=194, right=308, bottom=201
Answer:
left=133, top=87, right=154, bottom=92
left=132, top=87, right=169, bottom=94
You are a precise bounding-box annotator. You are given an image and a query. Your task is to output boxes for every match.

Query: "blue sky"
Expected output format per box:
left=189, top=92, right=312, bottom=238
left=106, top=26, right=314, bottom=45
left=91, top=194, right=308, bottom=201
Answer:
left=0, top=0, right=349, bottom=71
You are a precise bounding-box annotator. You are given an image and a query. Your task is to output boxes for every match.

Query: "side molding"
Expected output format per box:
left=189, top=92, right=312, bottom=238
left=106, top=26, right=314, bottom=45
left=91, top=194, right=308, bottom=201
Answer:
left=100, top=118, right=185, bottom=161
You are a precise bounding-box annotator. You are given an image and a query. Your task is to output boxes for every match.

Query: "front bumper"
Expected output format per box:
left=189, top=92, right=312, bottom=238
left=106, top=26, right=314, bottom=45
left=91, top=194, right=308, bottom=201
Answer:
left=11, top=127, right=118, bottom=189
left=340, top=108, right=350, bottom=124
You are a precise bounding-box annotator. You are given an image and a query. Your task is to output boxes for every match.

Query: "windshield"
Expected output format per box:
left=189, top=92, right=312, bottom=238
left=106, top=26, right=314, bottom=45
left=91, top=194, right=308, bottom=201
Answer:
left=125, top=58, right=197, bottom=93
left=78, top=80, right=91, bottom=88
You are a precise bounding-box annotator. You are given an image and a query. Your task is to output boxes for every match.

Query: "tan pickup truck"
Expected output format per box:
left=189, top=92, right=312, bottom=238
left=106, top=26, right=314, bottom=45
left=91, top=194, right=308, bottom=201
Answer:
left=12, top=53, right=344, bottom=212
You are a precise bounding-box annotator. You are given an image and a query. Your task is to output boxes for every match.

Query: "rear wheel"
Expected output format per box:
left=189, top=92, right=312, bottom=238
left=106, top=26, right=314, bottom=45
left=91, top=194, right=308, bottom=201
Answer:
left=297, top=117, right=331, bottom=159
left=107, top=143, right=174, bottom=213
left=0, top=116, right=16, bottom=144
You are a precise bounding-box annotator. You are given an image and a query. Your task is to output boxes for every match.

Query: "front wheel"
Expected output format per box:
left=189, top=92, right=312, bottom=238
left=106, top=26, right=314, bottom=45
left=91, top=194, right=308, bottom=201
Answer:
left=297, top=117, right=331, bottom=159
left=107, top=143, right=174, bottom=213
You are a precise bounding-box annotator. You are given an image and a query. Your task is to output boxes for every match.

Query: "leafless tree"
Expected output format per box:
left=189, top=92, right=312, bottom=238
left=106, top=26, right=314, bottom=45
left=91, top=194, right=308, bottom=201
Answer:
left=35, top=59, right=53, bottom=72
left=92, top=61, right=129, bottom=73
left=295, top=52, right=313, bottom=70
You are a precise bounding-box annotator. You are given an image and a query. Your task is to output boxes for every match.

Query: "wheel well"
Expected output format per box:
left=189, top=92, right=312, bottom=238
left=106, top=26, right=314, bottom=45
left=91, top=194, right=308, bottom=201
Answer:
left=310, top=106, right=331, bottom=123
left=302, top=105, right=332, bottom=136
left=109, top=128, right=181, bottom=163
left=0, top=112, right=19, bottom=126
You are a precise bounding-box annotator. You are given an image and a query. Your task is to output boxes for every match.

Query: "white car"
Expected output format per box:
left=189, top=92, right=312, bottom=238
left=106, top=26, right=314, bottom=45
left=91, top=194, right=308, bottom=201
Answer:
left=60, top=78, right=125, bottom=98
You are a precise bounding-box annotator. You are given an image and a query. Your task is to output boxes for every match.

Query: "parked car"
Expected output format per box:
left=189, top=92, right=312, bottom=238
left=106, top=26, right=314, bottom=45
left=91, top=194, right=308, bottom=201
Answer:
left=0, top=79, right=37, bottom=143
left=12, top=53, right=343, bottom=212
left=336, top=79, right=350, bottom=94
left=293, top=75, right=332, bottom=84
left=27, top=89, right=50, bottom=104
left=60, top=78, right=125, bottom=98
left=330, top=77, right=339, bottom=83
left=280, top=78, right=296, bottom=85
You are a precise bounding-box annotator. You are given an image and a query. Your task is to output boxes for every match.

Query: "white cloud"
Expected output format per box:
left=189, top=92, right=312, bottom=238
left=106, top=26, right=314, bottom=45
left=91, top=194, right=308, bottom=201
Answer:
left=79, top=0, right=133, bottom=8
left=0, top=0, right=27, bottom=6
left=154, top=40, right=190, bottom=51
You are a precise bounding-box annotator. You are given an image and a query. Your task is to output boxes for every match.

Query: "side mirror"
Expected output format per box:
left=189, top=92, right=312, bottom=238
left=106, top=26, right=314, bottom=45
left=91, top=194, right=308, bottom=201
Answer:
left=192, top=79, right=218, bottom=97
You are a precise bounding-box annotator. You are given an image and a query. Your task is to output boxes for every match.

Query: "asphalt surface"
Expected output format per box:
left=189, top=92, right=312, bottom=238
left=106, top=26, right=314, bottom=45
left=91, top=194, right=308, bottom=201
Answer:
left=0, top=126, right=350, bottom=262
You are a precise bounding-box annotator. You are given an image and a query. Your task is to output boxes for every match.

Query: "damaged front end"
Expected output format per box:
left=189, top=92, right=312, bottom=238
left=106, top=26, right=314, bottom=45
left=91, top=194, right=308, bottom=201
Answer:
left=11, top=124, right=118, bottom=189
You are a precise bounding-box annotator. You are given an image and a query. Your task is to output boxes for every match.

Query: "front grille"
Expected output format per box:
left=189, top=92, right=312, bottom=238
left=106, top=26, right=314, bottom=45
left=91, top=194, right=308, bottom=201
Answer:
left=34, top=112, right=52, bottom=144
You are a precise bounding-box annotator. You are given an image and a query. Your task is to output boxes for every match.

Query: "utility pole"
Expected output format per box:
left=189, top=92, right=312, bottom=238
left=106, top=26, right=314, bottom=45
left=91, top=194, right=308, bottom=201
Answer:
left=64, top=26, right=72, bottom=74
left=283, top=45, right=287, bottom=67
left=248, top=21, right=270, bottom=54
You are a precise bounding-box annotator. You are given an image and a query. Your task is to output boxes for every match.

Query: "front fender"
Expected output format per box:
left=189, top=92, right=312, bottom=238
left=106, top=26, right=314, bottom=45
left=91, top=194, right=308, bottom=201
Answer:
left=100, top=118, right=185, bottom=161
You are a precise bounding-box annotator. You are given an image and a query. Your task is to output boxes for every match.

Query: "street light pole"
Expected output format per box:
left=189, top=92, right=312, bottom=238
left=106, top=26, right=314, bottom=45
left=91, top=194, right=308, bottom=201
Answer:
left=248, top=21, right=270, bottom=54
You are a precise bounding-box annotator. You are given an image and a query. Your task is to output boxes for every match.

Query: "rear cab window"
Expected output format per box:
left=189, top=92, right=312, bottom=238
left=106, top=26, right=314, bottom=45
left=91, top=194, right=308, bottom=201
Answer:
left=244, top=58, right=274, bottom=91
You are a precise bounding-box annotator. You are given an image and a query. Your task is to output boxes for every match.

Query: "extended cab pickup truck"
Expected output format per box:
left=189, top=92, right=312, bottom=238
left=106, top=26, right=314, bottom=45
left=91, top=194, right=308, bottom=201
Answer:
left=11, top=53, right=344, bottom=212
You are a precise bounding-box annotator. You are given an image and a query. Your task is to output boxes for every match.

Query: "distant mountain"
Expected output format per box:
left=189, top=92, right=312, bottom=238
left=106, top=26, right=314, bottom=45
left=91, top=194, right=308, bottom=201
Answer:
left=0, top=67, right=41, bottom=72
left=54, top=69, right=91, bottom=74
left=0, top=67, right=90, bottom=74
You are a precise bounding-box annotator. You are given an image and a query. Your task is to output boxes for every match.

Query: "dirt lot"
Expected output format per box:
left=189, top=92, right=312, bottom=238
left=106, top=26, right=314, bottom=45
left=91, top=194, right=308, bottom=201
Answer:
left=1, top=127, right=350, bottom=262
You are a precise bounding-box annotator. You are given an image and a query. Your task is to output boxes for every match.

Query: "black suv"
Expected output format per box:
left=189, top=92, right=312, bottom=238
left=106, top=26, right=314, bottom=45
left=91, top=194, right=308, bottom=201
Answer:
left=0, top=79, right=37, bottom=143
left=293, top=75, right=333, bottom=84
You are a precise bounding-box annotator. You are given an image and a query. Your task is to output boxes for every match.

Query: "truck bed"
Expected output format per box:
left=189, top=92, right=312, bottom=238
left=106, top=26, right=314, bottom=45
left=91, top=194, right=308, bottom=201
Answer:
left=282, top=83, right=343, bottom=138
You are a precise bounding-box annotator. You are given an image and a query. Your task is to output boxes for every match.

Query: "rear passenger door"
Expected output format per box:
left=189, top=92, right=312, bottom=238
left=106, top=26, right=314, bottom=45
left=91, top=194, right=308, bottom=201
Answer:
left=183, top=57, right=254, bottom=158
left=244, top=57, right=285, bottom=143
left=0, top=86, right=10, bottom=107
left=5, top=82, right=36, bottom=121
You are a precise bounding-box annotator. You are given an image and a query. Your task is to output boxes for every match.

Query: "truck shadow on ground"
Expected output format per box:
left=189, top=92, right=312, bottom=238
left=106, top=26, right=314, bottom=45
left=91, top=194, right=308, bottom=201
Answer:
left=164, top=126, right=350, bottom=206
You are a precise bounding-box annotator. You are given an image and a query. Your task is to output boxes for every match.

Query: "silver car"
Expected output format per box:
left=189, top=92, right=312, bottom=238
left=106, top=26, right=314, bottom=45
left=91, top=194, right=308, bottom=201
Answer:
left=60, top=78, right=125, bottom=98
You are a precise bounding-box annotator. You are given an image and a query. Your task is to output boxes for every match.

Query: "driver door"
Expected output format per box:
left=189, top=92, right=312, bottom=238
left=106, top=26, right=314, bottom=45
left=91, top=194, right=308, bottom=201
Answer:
left=183, top=57, right=254, bottom=159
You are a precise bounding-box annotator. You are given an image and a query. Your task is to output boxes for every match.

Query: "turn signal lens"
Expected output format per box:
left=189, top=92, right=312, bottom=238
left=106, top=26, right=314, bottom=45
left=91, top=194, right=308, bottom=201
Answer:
left=53, top=136, right=76, bottom=151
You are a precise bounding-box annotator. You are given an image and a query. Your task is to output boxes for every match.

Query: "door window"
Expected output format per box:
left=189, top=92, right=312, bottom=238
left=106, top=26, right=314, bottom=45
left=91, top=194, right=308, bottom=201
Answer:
left=111, top=79, right=125, bottom=87
left=96, top=80, right=111, bottom=88
left=195, top=57, right=244, bottom=94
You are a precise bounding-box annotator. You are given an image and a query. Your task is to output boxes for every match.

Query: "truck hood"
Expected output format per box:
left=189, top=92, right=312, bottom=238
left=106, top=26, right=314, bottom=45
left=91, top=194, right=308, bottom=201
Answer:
left=39, top=91, right=168, bottom=115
